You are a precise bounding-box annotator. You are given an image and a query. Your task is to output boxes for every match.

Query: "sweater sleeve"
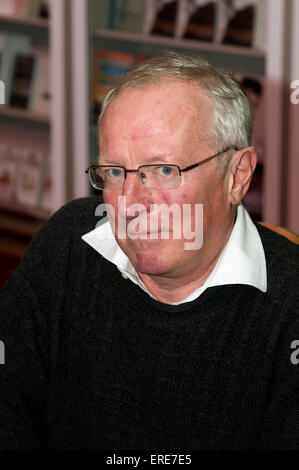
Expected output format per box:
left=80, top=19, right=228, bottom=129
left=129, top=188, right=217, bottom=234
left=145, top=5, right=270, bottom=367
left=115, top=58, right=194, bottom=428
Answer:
left=259, top=289, right=299, bottom=449
left=0, top=211, right=65, bottom=449
left=0, top=283, right=46, bottom=448
left=0, top=197, right=101, bottom=449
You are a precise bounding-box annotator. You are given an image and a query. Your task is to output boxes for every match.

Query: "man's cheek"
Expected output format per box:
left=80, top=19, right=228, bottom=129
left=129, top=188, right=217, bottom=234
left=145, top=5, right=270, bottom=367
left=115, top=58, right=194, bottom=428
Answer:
left=103, top=191, right=119, bottom=207
left=103, top=193, right=122, bottom=216
left=153, top=189, right=190, bottom=206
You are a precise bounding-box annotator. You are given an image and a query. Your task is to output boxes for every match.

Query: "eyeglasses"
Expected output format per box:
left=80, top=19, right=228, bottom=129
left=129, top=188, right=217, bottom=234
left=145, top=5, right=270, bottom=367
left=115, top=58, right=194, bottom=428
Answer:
left=85, top=145, right=238, bottom=191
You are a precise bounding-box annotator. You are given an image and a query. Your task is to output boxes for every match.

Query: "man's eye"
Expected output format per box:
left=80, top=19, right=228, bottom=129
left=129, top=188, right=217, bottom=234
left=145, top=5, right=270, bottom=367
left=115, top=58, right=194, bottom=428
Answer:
left=157, top=166, right=174, bottom=176
left=105, top=168, right=123, bottom=178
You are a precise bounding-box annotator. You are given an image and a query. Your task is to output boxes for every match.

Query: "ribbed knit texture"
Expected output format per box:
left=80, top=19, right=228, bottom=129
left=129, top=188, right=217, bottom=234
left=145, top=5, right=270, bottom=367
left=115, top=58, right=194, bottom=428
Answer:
left=0, top=197, right=298, bottom=450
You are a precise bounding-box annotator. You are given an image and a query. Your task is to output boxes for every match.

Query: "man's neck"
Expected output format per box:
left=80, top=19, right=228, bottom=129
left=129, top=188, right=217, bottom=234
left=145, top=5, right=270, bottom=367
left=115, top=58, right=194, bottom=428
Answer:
left=138, top=253, right=221, bottom=304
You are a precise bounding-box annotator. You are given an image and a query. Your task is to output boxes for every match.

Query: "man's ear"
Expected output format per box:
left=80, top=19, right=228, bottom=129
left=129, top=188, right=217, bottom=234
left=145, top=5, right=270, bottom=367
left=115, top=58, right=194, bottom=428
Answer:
left=228, top=146, right=257, bottom=205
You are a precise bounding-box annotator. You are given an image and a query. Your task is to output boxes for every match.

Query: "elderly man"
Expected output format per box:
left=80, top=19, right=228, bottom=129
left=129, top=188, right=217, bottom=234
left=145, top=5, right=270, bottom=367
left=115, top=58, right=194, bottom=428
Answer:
left=0, top=52, right=298, bottom=450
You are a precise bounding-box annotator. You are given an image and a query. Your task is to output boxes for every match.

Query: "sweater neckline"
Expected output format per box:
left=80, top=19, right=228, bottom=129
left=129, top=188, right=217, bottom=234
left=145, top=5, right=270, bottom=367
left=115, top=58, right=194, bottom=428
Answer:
left=124, top=279, right=254, bottom=328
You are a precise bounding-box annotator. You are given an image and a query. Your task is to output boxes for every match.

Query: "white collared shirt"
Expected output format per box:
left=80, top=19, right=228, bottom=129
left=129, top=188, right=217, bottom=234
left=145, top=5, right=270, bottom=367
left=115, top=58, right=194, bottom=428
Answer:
left=82, top=204, right=267, bottom=305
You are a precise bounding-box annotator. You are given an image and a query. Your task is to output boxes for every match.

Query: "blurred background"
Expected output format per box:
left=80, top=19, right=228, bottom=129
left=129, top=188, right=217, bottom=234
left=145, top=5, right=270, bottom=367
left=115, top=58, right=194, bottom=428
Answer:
left=0, top=0, right=298, bottom=288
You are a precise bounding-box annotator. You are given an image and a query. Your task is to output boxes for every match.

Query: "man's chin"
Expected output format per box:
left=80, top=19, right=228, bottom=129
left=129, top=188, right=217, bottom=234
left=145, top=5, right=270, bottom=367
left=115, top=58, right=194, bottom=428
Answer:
left=134, top=254, right=172, bottom=276
left=116, top=237, right=184, bottom=275
left=122, top=242, right=174, bottom=275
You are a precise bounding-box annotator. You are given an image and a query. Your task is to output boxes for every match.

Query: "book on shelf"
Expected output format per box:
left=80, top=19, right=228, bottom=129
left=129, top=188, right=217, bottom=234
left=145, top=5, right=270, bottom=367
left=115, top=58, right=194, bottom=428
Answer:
left=15, top=147, right=46, bottom=207
left=7, top=48, right=51, bottom=116
left=143, top=0, right=178, bottom=36
left=93, top=50, right=136, bottom=104
left=92, top=0, right=266, bottom=49
left=0, top=125, right=50, bottom=212
left=38, top=0, right=50, bottom=19
left=0, top=141, right=48, bottom=209
left=0, top=34, right=4, bottom=77
left=0, top=158, right=16, bottom=201
left=0, top=32, right=32, bottom=104
left=0, top=0, right=50, bottom=19
left=9, top=52, right=36, bottom=109
left=221, top=0, right=257, bottom=47
left=0, top=143, right=17, bottom=201
left=92, top=50, right=148, bottom=123
left=178, top=0, right=265, bottom=47
left=141, top=0, right=266, bottom=49
left=30, top=50, right=51, bottom=116
left=39, top=151, right=51, bottom=211
left=179, top=0, right=216, bottom=41
left=108, top=0, right=145, bottom=32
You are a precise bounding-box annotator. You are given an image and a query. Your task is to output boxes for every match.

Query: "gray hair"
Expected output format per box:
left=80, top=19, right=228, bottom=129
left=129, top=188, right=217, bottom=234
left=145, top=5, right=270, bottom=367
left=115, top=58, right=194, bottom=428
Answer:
left=99, top=51, right=253, bottom=163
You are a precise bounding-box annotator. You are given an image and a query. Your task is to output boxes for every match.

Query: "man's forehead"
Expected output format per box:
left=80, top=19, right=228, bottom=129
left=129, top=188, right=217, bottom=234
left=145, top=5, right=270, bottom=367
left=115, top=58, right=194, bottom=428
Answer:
left=100, top=80, right=212, bottom=138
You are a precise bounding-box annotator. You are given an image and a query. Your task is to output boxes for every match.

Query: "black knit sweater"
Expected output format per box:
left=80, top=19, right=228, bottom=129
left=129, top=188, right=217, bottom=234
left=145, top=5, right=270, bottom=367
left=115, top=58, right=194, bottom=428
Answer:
left=0, top=197, right=298, bottom=450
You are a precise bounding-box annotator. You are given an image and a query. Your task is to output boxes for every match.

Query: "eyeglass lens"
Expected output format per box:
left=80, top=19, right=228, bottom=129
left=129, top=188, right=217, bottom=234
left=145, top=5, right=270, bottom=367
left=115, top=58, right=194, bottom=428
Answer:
left=89, top=165, right=181, bottom=191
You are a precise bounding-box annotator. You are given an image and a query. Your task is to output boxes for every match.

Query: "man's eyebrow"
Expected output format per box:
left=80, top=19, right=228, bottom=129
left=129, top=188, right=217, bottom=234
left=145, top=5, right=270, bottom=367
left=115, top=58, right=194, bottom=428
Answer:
left=99, top=154, right=178, bottom=166
left=98, top=157, right=122, bottom=165
left=143, top=154, right=175, bottom=164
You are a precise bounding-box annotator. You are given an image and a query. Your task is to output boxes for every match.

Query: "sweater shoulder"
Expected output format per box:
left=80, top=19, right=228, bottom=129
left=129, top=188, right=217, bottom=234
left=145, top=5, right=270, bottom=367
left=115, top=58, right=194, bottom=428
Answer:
left=255, top=222, right=299, bottom=298
left=1, top=197, right=104, bottom=296
left=48, top=196, right=103, bottom=233
left=33, top=196, right=103, bottom=244
left=255, top=222, right=299, bottom=265
left=15, top=197, right=103, bottom=272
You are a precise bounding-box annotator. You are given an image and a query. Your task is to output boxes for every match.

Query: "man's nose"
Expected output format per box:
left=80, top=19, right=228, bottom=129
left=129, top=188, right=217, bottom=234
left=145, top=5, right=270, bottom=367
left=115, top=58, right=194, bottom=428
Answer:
left=121, top=171, right=152, bottom=213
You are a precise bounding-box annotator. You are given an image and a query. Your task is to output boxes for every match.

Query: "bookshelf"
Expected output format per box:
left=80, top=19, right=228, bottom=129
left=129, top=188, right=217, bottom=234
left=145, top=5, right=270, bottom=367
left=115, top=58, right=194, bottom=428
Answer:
left=75, top=0, right=298, bottom=233
left=0, top=14, right=48, bottom=27
left=0, top=199, right=50, bottom=219
left=93, top=27, right=266, bottom=77
left=94, top=27, right=266, bottom=58
left=0, top=105, right=50, bottom=123
left=0, top=0, right=71, bottom=287
left=0, top=0, right=71, bottom=219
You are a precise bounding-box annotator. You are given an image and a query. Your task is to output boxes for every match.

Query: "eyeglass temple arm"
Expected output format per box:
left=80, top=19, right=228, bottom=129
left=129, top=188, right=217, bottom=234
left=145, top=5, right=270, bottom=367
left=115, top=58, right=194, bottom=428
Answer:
left=180, top=146, right=238, bottom=173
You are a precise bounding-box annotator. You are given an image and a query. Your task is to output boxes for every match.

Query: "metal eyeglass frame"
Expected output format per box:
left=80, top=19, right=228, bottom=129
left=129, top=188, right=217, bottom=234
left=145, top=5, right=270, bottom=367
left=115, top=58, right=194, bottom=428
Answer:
left=85, top=145, right=238, bottom=189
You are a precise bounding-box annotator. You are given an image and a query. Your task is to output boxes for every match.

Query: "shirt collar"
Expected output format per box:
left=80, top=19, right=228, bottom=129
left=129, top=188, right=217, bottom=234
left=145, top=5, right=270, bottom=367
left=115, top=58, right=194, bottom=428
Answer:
left=81, top=203, right=267, bottom=304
